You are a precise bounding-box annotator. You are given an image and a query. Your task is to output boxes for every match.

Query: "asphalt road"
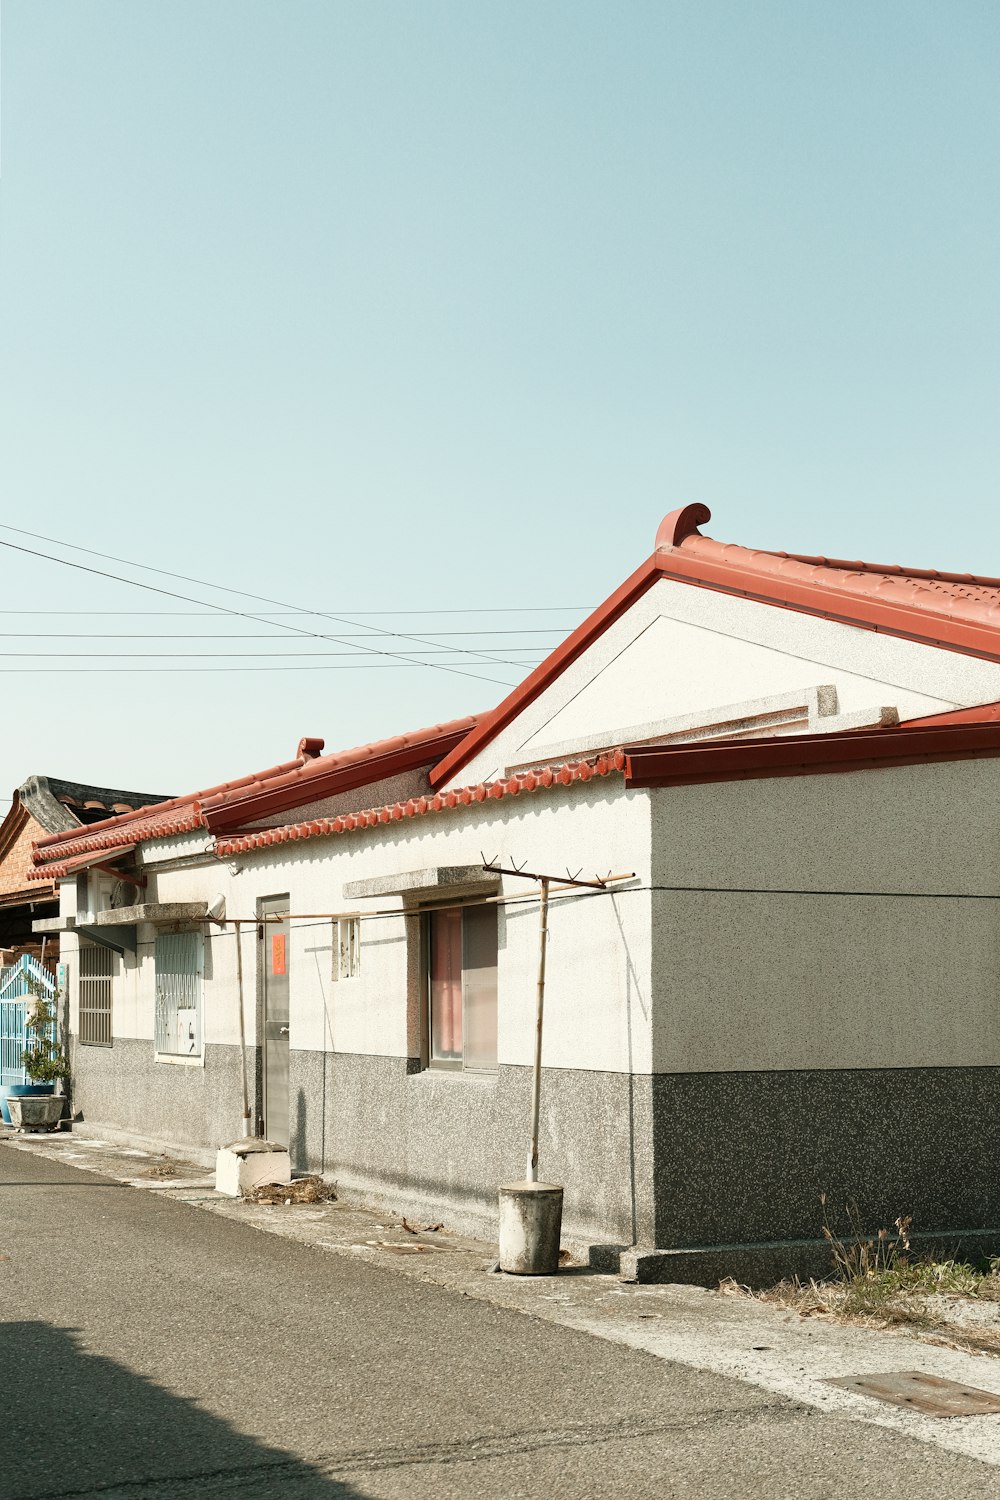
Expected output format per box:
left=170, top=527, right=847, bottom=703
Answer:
left=1, top=1145, right=999, bottom=1500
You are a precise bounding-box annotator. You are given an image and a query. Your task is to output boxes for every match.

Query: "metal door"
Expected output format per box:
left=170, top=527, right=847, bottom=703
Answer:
left=0, top=956, right=55, bottom=1087
left=260, top=897, right=290, bottom=1145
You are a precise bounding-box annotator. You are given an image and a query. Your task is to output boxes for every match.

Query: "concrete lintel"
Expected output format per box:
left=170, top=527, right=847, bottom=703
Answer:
left=344, top=866, right=500, bottom=901
left=93, top=902, right=207, bottom=926
left=507, top=686, right=844, bottom=772
left=619, top=1229, right=1000, bottom=1289
left=32, top=915, right=76, bottom=934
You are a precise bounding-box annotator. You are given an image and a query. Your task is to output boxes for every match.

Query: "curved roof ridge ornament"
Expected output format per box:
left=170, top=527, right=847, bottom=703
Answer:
left=655, top=503, right=712, bottom=551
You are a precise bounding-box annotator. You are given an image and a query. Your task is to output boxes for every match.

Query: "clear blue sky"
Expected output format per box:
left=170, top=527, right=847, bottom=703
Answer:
left=1, top=1, right=998, bottom=800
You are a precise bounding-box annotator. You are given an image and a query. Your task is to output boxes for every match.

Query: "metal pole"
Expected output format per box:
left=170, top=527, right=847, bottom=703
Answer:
left=527, top=877, right=550, bottom=1182
left=234, top=920, right=252, bottom=1137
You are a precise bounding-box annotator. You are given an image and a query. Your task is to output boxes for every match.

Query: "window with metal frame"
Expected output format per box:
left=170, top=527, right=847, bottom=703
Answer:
left=78, top=944, right=114, bottom=1047
left=154, top=931, right=203, bottom=1058
left=426, top=903, right=497, bottom=1072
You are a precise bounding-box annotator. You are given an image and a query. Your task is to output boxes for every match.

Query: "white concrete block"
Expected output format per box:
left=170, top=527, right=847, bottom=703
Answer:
left=215, top=1143, right=292, bottom=1197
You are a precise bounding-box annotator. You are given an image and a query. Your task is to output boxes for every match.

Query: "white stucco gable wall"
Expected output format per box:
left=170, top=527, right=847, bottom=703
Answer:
left=447, top=577, right=1000, bottom=785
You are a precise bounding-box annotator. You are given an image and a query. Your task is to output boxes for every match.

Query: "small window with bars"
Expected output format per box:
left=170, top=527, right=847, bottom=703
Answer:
left=154, top=931, right=203, bottom=1058
left=332, top=917, right=361, bottom=981
left=79, top=943, right=114, bottom=1047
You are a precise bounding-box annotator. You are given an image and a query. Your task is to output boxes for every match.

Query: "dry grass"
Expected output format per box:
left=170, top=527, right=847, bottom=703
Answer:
left=138, top=1158, right=192, bottom=1180
left=720, top=1274, right=942, bottom=1331
left=719, top=1196, right=1000, bottom=1346
left=926, top=1325, right=1000, bottom=1358
left=244, top=1175, right=337, bottom=1205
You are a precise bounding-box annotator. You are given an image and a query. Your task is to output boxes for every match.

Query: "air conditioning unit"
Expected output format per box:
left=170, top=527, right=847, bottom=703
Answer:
left=76, top=871, right=116, bottom=925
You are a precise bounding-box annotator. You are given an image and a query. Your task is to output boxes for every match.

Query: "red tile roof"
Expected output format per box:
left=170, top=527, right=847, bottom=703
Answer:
left=201, top=716, right=478, bottom=832
left=215, top=751, right=628, bottom=858
left=28, top=845, right=140, bottom=881
left=217, top=716, right=1000, bottom=861
left=30, top=716, right=479, bottom=876
left=35, top=715, right=1000, bottom=877
left=429, top=504, right=1000, bottom=788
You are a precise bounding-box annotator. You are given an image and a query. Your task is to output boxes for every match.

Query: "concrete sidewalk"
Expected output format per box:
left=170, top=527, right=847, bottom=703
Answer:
left=8, top=1123, right=1000, bottom=1481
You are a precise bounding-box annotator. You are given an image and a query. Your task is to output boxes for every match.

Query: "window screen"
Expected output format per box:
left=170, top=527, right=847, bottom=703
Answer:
left=154, top=931, right=203, bottom=1057
left=79, top=944, right=114, bottom=1047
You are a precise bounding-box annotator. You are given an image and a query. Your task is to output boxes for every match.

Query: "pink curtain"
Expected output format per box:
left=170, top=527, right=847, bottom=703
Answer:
left=430, top=908, right=463, bottom=1060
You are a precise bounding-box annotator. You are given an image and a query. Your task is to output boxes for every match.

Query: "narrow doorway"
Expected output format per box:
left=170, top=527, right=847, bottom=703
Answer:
left=259, top=896, right=290, bottom=1146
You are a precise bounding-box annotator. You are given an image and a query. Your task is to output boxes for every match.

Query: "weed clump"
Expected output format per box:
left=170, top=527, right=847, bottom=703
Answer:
left=721, top=1195, right=1000, bottom=1344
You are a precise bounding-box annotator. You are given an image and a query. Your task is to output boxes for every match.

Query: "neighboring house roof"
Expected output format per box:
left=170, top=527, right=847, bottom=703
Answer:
left=0, top=774, right=173, bottom=904
left=429, top=504, right=1000, bottom=789
left=18, top=774, right=174, bottom=835
left=29, top=717, right=479, bottom=879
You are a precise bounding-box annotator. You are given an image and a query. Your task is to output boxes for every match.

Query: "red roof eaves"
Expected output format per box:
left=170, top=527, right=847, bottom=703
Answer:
left=900, top=698, right=1000, bottom=727
left=30, top=813, right=203, bottom=874
left=31, top=717, right=483, bottom=869
left=625, top=720, right=1000, bottom=790
left=203, top=716, right=479, bottom=833
left=32, top=759, right=304, bottom=855
left=216, top=751, right=629, bottom=858
left=27, top=843, right=139, bottom=881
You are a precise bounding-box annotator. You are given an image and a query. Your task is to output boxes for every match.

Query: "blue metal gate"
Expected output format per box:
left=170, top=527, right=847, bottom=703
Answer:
left=0, top=955, right=56, bottom=1088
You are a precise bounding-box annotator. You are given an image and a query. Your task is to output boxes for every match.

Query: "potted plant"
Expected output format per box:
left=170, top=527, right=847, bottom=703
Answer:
left=7, top=982, right=69, bottom=1131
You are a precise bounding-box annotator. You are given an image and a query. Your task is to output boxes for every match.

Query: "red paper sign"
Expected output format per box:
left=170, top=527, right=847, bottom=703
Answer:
left=271, top=934, right=286, bottom=975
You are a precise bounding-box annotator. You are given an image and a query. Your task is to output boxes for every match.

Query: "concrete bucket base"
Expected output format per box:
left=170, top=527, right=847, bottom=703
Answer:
left=498, top=1181, right=564, bottom=1275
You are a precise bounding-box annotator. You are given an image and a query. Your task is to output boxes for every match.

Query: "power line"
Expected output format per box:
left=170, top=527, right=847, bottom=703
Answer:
left=0, top=630, right=562, bottom=640
left=0, top=606, right=592, bottom=617
left=0, top=524, right=531, bottom=679
left=0, top=534, right=518, bottom=688
left=0, top=648, right=552, bottom=659
left=0, top=663, right=534, bottom=675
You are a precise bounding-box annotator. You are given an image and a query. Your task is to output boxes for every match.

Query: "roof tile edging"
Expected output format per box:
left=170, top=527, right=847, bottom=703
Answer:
left=28, top=806, right=205, bottom=878
left=214, top=752, right=628, bottom=859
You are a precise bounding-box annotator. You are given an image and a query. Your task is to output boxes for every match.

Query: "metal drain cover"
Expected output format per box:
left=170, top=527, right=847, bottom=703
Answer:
left=827, top=1371, right=1000, bottom=1418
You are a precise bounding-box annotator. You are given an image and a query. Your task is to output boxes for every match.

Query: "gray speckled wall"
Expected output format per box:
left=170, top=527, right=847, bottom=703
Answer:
left=651, top=1067, right=1000, bottom=1249
left=70, top=1039, right=248, bottom=1152
left=287, top=1050, right=655, bottom=1250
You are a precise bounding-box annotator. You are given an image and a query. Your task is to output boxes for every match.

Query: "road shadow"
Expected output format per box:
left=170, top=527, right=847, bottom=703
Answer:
left=0, top=1320, right=367, bottom=1498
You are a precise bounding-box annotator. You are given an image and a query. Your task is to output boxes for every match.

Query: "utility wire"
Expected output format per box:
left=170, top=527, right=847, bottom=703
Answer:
left=0, top=606, right=592, bottom=617
left=186, top=878, right=1000, bottom=944
left=0, top=630, right=564, bottom=640
left=0, top=524, right=531, bottom=678
left=0, top=662, right=547, bottom=675
left=0, top=649, right=552, bottom=660
left=0, top=535, right=518, bottom=688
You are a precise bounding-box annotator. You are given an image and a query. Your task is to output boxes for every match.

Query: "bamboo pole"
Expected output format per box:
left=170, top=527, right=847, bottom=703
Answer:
left=526, top=877, right=550, bottom=1183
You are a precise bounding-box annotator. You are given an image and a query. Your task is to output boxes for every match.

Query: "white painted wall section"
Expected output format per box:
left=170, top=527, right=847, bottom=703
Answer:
left=59, top=778, right=654, bottom=1077
left=448, top=578, right=1000, bottom=786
